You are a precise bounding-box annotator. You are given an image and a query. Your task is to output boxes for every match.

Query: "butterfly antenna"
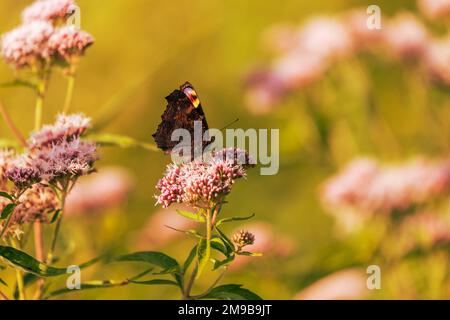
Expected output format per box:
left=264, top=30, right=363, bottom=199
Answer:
left=220, top=118, right=240, bottom=131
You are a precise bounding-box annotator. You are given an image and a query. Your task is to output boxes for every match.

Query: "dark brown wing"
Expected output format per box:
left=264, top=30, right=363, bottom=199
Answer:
left=152, top=82, right=212, bottom=155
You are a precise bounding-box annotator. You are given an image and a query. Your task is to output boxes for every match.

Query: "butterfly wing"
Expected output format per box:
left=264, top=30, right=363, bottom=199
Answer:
left=152, top=82, right=212, bottom=154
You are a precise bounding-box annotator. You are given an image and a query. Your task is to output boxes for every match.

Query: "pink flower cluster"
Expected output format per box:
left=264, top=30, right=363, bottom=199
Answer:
left=401, top=211, right=450, bottom=248
left=0, top=184, right=58, bottom=239
left=1, top=0, right=93, bottom=69
left=156, top=149, right=250, bottom=209
left=322, top=158, right=450, bottom=213
left=32, top=138, right=98, bottom=183
left=29, top=113, right=91, bottom=148
left=1, top=21, right=54, bottom=69
left=47, top=26, right=94, bottom=62
left=3, top=114, right=97, bottom=189
left=418, top=0, right=450, bottom=20
left=245, top=8, right=450, bottom=113
left=22, top=0, right=77, bottom=24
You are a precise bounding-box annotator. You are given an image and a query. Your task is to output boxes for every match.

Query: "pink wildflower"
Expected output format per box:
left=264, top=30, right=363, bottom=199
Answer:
left=1, top=21, right=54, bottom=69
left=29, top=113, right=91, bottom=149
left=22, top=0, right=77, bottom=24
left=47, top=26, right=94, bottom=62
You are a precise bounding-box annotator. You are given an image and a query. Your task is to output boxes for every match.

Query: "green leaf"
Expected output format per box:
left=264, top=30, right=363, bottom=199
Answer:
left=0, top=192, right=13, bottom=202
left=111, top=251, right=180, bottom=274
left=238, top=251, right=263, bottom=257
left=176, top=209, right=205, bottom=223
left=213, top=256, right=235, bottom=271
left=183, top=245, right=198, bottom=272
left=44, top=268, right=155, bottom=299
left=210, top=238, right=228, bottom=257
left=201, top=284, right=262, bottom=300
left=164, top=225, right=204, bottom=239
left=215, top=227, right=235, bottom=255
left=0, top=246, right=103, bottom=277
left=0, top=79, right=37, bottom=90
left=88, top=133, right=158, bottom=152
left=196, top=238, right=210, bottom=278
left=50, top=209, right=61, bottom=224
left=215, top=213, right=256, bottom=227
left=1, top=203, right=16, bottom=220
left=129, top=279, right=179, bottom=286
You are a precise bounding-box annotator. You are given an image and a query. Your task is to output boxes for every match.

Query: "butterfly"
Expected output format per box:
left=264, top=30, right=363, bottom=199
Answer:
left=152, top=82, right=213, bottom=157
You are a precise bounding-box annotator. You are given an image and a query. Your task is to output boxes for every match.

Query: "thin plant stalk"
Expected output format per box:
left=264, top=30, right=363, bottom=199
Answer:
left=34, top=78, right=48, bottom=131
left=0, top=101, right=27, bottom=147
left=10, top=238, right=26, bottom=300
left=183, top=264, right=198, bottom=300
left=46, top=185, right=68, bottom=264
left=0, top=289, right=8, bottom=300
left=63, top=75, right=75, bottom=114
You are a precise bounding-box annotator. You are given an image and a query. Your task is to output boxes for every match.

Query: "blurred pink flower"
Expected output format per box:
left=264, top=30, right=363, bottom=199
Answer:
left=322, top=158, right=379, bottom=211
left=418, top=0, right=450, bottom=20
left=344, top=10, right=383, bottom=51
left=230, top=222, right=294, bottom=271
left=293, top=268, right=368, bottom=300
left=423, top=37, right=450, bottom=86
left=274, top=52, right=326, bottom=90
left=401, top=211, right=450, bottom=249
left=1, top=184, right=57, bottom=239
left=48, top=26, right=94, bottom=62
left=244, top=69, right=285, bottom=114
left=1, top=21, right=54, bottom=69
left=22, top=0, right=77, bottom=24
left=134, top=205, right=198, bottom=250
left=322, top=158, right=450, bottom=214
left=65, top=167, right=133, bottom=216
left=297, top=17, right=354, bottom=62
left=382, top=13, right=430, bottom=60
left=261, top=23, right=299, bottom=54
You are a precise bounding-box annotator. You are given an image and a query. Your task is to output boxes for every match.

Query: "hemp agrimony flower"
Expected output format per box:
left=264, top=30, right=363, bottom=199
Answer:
left=22, top=0, right=77, bottom=24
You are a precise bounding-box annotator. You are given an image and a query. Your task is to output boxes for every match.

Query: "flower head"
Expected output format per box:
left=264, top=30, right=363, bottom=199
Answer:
left=47, top=26, right=94, bottom=63
left=29, top=113, right=91, bottom=149
left=418, top=0, right=450, bottom=20
left=211, top=148, right=256, bottom=168
left=1, top=21, right=54, bottom=69
left=232, top=230, right=256, bottom=250
left=32, top=138, right=98, bottom=183
left=22, top=0, right=77, bottom=24
left=382, top=13, right=430, bottom=60
left=322, top=158, right=450, bottom=214
left=5, top=154, right=41, bottom=189
left=0, top=184, right=57, bottom=239
left=155, top=149, right=251, bottom=209
left=65, top=167, right=133, bottom=216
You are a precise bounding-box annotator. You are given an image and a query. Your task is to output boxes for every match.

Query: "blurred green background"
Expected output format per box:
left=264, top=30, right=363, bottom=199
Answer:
left=1, top=0, right=449, bottom=299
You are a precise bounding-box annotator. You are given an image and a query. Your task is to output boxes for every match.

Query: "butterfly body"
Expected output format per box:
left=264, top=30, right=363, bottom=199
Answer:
left=153, top=82, right=212, bottom=154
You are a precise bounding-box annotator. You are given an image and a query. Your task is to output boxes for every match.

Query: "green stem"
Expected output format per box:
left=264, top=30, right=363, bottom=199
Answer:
left=190, top=268, right=227, bottom=300
left=34, top=79, right=47, bottom=131
left=183, top=263, right=198, bottom=300
left=63, top=75, right=75, bottom=114
left=10, top=238, right=26, bottom=300
left=46, top=186, right=68, bottom=264
left=0, top=101, right=27, bottom=147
